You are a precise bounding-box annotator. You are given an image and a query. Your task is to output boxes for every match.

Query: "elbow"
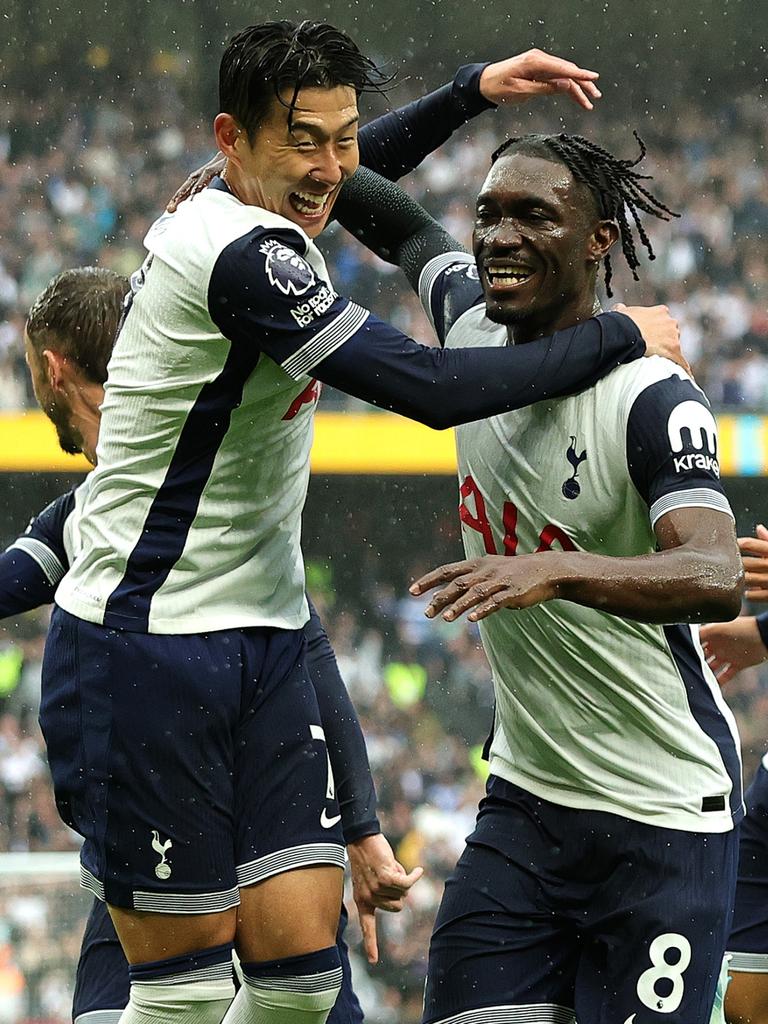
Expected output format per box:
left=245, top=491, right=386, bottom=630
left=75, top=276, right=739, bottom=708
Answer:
left=694, top=558, right=745, bottom=623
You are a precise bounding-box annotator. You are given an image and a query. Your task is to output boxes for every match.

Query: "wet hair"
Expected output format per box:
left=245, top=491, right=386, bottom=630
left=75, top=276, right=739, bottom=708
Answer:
left=491, top=132, right=679, bottom=296
left=219, top=20, right=391, bottom=141
left=26, top=267, right=128, bottom=385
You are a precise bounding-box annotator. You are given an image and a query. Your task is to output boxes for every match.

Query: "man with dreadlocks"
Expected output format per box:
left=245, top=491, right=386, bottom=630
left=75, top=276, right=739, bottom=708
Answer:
left=332, top=133, right=744, bottom=1022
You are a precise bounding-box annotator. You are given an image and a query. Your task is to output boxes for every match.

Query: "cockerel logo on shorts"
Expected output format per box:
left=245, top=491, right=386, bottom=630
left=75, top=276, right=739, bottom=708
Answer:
left=260, top=238, right=316, bottom=297
left=151, top=830, right=173, bottom=880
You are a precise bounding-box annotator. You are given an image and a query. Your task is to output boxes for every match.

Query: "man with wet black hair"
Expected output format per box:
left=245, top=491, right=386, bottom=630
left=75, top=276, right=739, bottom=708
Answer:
left=40, top=21, right=683, bottom=1024
left=330, top=134, right=743, bottom=1021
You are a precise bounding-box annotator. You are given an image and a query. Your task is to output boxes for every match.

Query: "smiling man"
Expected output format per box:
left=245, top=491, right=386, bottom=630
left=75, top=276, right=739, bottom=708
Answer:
left=403, top=136, right=743, bottom=1023
left=39, top=22, right=685, bottom=1024
left=328, top=132, right=744, bottom=1021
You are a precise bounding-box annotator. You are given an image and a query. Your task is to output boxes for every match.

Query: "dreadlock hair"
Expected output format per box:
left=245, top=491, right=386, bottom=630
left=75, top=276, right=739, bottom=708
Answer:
left=219, top=21, right=393, bottom=142
left=490, top=132, right=679, bottom=297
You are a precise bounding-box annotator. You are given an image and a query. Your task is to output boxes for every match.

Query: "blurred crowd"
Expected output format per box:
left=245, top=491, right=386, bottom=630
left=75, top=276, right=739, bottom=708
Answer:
left=0, top=571, right=765, bottom=1022
left=1, top=73, right=768, bottom=412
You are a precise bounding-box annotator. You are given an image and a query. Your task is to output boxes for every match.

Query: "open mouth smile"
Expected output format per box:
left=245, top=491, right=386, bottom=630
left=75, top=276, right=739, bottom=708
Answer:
left=289, top=190, right=333, bottom=218
left=484, top=262, right=536, bottom=289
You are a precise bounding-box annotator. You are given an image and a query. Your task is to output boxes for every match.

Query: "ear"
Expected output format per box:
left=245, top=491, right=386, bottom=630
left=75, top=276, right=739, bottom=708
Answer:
left=214, top=113, right=244, bottom=161
left=41, top=349, right=67, bottom=392
left=588, top=219, right=619, bottom=263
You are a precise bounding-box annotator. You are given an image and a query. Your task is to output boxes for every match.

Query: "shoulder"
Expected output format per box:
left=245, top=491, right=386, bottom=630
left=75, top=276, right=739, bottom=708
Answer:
left=145, top=190, right=312, bottom=273
left=418, top=251, right=484, bottom=345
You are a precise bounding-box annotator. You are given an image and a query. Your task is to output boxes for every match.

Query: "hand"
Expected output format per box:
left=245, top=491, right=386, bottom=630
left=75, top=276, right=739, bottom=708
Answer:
left=347, top=834, right=423, bottom=964
left=740, top=524, right=768, bottom=601
left=410, top=554, right=559, bottom=622
left=700, top=617, right=768, bottom=685
left=479, top=50, right=601, bottom=111
left=167, top=152, right=227, bottom=212
left=613, top=303, right=689, bottom=373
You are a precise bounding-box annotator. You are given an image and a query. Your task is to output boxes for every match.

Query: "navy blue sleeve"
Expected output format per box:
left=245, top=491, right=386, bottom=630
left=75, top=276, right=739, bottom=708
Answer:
left=626, top=373, right=733, bottom=527
left=305, top=597, right=380, bottom=844
left=357, top=64, right=494, bottom=182
left=756, top=612, right=768, bottom=651
left=0, top=490, right=74, bottom=617
left=208, top=231, right=645, bottom=427
left=418, top=251, right=484, bottom=344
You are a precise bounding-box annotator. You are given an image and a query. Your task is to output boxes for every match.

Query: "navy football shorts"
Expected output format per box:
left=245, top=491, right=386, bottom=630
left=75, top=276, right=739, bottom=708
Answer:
left=423, top=775, right=738, bottom=1024
left=40, top=606, right=345, bottom=913
left=728, top=754, right=768, bottom=974
left=72, top=898, right=363, bottom=1023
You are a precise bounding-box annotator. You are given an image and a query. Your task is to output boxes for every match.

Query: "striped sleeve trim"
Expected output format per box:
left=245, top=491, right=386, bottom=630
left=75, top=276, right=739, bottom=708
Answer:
left=429, top=1003, right=576, bottom=1024
left=236, top=842, right=346, bottom=888
left=281, top=302, right=369, bottom=380
left=245, top=967, right=343, bottom=994
left=132, top=886, right=240, bottom=914
left=726, top=951, right=768, bottom=973
left=74, top=1013, right=125, bottom=1024
left=417, top=251, right=474, bottom=329
left=649, top=488, right=734, bottom=528
left=9, top=537, right=66, bottom=585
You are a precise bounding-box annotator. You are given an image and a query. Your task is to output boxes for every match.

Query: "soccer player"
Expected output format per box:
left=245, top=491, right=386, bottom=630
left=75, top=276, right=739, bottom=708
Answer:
left=15, top=265, right=413, bottom=1023
left=336, top=135, right=743, bottom=1020
left=41, top=22, right=682, bottom=1024
left=701, top=526, right=768, bottom=1024
left=14, top=57, right=529, bottom=1019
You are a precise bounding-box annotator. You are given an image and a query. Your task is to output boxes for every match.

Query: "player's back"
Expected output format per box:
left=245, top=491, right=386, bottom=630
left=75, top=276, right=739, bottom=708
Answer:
left=444, top=300, right=741, bottom=835
left=56, top=188, right=324, bottom=635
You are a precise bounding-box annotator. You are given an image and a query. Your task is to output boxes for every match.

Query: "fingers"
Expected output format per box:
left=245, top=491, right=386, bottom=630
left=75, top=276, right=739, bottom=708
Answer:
left=358, top=905, right=379, bottom=964
left=739, top=539, right=768, bottom=559
left=166, top=177, right=196, bottom=213
left=519, top=50, right=599, bottom=81
left=746, top=588, right=768, bottom=603
left=757, top=524, right=768, bottom=542
left=410, top=561, right=477, bottom=596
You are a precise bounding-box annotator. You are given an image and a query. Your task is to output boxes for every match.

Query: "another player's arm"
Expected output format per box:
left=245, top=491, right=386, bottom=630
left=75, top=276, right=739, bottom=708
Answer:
left=209, top=207, right=682, bottom=428
left=700, top=524, right=768, bottom=682
left=413, top=376, right=743, bottom=624
left=0, top=492, right=74, bottom=618
left=305, top=596, right=380, bottom=843
left=305, top=597, right=422, bottom=964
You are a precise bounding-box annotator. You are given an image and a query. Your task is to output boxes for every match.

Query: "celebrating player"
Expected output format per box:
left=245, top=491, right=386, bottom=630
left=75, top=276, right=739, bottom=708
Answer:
left=17, top=265, right=421, bottom=1023
left=40, top=22, right=683, bottom=1024
left=334, top=135, right=743, bottom=1020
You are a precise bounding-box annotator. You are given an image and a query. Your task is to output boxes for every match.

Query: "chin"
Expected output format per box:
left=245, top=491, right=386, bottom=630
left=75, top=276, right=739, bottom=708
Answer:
left=484, top=302, right=532, bottom=326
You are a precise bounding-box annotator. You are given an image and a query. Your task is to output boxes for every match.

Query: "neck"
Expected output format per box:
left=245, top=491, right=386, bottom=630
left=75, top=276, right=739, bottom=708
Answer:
left=505, top=291, right=602, bottom=346
left=65, top=381, right=104, bottom=466
left=221, top=164, right=262, bottom=208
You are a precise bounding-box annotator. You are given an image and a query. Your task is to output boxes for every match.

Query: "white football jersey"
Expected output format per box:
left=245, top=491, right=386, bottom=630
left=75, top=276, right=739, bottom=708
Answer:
left=56, top=182, right=369, bottom=634
left=420, top=251, right=742, bottom=834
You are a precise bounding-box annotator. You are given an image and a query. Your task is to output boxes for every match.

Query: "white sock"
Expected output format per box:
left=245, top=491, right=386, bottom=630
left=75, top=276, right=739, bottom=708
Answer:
left=117, top=977, right=234, bottom=1023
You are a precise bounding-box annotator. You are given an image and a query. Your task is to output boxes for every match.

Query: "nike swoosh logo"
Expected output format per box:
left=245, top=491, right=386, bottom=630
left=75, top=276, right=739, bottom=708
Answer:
left=623, top=1016, right=636, bottom=1024
left=320, top=808, right=342, bottom=829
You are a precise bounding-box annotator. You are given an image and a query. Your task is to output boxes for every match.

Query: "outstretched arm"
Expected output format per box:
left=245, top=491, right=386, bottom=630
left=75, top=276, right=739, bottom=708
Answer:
left=0, top=491, right=75, bottom=619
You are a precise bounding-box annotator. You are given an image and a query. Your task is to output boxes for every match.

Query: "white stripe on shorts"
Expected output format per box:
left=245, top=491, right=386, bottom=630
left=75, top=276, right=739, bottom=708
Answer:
left=429, top=1004, right=576, bottom=1024
left=74, top=1013, right=124, bottom=1024
left=236, top=842, right=346, bottom=888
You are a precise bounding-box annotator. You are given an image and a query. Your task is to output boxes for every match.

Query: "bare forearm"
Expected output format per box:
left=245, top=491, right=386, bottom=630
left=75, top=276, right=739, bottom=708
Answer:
left=554, top=547, right=743, bottom=623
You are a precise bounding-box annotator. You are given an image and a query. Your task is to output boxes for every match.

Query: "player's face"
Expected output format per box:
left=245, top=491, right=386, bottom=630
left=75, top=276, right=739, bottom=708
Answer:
left=23, top=331, right=82, bottom=456
left=234, top=85, right=359, bottom=238
left=472, top=153, right=599, bottom=328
